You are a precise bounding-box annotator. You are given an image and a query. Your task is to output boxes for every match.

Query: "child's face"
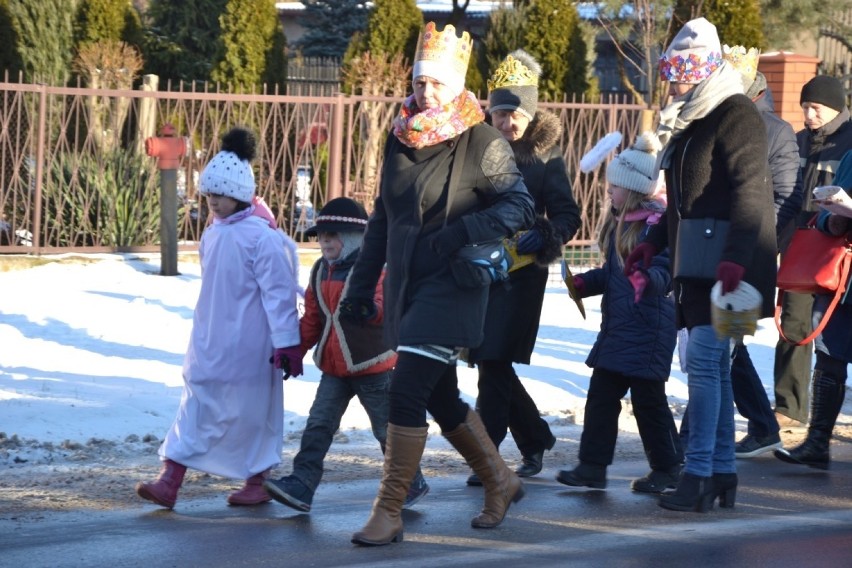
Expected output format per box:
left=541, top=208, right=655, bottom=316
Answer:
left=205, top=193, right=240, bottom=219
left=607, top=184, right=629, bottom=210
left=318, top=231, right=343, bottom=261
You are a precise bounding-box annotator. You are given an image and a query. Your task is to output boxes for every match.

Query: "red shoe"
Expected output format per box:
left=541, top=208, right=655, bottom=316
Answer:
left=136, top=459, right=187, bottom=509
left=228, top=472, right=272, bottom=506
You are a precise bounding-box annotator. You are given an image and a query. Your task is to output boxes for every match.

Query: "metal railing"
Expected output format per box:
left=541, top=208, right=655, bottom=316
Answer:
left=0, top=79, right=647, bottom=265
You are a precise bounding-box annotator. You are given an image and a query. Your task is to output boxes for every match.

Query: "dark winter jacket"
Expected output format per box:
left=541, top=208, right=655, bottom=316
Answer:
left=753, top=89, right=803, bottom=240
left=347, top=122, right=535, bottom=349
left=469, top=111, right=581, bottom=364
left=581, top=223, right=676, bottom=381
left=645, top=94, right=777, bottom=329
left=300, top=250, right=396, bottom=377
left=797, top=107, right=852, bottom=215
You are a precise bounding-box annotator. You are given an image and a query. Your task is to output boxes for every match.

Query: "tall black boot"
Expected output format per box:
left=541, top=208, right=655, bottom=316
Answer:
left=774, top=369, right=846, bottom=470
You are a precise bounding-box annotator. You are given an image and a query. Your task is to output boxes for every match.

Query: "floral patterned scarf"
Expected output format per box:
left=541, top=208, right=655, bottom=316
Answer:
left=392, top=90, right=485, bottom=149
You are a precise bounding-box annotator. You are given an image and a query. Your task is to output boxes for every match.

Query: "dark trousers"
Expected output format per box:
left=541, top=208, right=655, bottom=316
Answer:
left=579, top=368, right=683, bottom=470
left=475, top=360, right=553, bottom=456
left=774, top=291, right=814, bottom=422
left=731, top=344, right=780, bottom=438
left=388, top=351, right=469, bottom=430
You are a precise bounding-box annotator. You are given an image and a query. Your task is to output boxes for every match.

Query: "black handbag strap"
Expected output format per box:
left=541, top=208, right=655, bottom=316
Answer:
left=441, top=132, right=470, bottom=229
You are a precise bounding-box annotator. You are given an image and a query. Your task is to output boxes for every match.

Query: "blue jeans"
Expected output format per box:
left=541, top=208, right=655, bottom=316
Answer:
left=684, top=325, right=735, bottom=477
left=292, top=371, right=391, bottom=492
left=731, top=344, right=780, bottom=438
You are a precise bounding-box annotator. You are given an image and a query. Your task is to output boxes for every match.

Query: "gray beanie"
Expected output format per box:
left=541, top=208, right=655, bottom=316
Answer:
left=606, top=132, right=662, bottom=195
left=488, top=50, right=540, bottom=120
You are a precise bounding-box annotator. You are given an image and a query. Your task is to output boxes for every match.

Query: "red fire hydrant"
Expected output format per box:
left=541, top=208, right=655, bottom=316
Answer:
left=145, top=124, right=190, bottom=276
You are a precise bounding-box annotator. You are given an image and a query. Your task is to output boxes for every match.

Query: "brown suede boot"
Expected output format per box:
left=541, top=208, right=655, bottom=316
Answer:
left=351, top=424, right=428, bottom=546
left=228, top=470, right=272, bottom=505
left=136, top=459, right=187, bottom=509
left=444, top=408, right=525, bottom=528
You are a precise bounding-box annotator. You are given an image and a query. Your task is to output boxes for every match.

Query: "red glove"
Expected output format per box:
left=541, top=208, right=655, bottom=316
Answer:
left=572, top=275, right=585, bottom=296
left=623, top=242, right=658, bottom=276
left=273, top=346, right=303, bottom=379
left=716, top=261, right=745, bottom=295
left=628, top=270, right=649, bottom=303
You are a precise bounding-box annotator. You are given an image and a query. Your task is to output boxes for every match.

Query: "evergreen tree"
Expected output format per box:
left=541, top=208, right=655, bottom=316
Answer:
left=211, top=0, right=284, bottom=90
left=704, top=0, right=765, bottom=49
left=296, top=0, right=368, bottom=59
left=523, top=0, right=588, bottom=100
left=347, top=0, right=422, bottom=63
left=759, top=0, right=852, bottom=50
left=0, top=0, right=23, bottom=80
left=262, top=23, right=288, bottom=93
left=143, top=0, right=227, bottom=84
left=7, top=0, right=75, bottom=85
left=75, top=0, right=143, bottom=46
left=481, top=6, right=526, bottom=83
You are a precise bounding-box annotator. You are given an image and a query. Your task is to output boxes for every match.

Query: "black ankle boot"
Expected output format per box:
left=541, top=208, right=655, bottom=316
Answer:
left=658, top=472, right=715, bottom=512
left=712, top=472, right=737, bottom=508
left=774, top=436, right=830, bottom=470
left=556, top=463, right=607, bottom=489
left=515, top=451, right=544, bottom=477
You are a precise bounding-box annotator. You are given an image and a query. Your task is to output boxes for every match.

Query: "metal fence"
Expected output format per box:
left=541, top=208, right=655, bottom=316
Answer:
left=0, top=79, right=647, bottom=264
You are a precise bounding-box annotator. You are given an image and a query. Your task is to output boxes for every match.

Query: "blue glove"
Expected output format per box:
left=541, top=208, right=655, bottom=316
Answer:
left=515, top=229, right=543, bottom=254
left=339, top=297, right=377, bottom=323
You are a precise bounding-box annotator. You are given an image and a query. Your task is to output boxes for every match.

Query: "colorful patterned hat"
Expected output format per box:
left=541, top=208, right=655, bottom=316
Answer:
left=659, top=17, right=722, bottom=84
left=413, top=22, right=473, bottom=95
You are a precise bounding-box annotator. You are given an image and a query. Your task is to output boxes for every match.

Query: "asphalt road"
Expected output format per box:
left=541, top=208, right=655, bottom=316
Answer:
left=3, top=443, right=852, bottom=568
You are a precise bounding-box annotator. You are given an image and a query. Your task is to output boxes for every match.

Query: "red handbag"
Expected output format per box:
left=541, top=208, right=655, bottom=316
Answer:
left=775, top=218, right=852, bottom=345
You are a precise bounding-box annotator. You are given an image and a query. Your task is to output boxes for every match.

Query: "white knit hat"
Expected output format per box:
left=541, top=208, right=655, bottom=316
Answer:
left=659, top=17, right=723, bottom=84
left=199, top=127, right=257, bottom=203
left=606, top=132, right=662, bottom=195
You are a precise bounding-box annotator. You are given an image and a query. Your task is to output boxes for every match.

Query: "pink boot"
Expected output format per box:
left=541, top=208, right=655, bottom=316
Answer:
left=228, top=471, right=272, bottom=506
left=136, top=459, right=187, bottom=509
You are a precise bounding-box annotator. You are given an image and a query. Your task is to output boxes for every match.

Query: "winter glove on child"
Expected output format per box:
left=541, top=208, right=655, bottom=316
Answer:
left=429, top=221, right=469, bottom=258
left=515, top=229, right=544, bottom=254
left=339, top=297, right=377, bottom=323
left=623, top=242, right=658, bottom=276
left=273, top=346, right=303, bottom=380
left=628, top=270, right=650, bottom=303
left=716, top=261, right=745, bottom=295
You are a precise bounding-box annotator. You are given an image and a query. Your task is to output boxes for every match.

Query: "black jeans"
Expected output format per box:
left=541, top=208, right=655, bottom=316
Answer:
left=388, top=350, right=469, bottom=430
left=476, top=360, right=553, bottom=456
left=579, top=367, right=683, bottom=471
left=731, top=344, right=780, bottom=438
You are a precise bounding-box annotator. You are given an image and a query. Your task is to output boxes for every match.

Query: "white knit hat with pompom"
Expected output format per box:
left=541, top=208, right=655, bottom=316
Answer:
left=199, top=127, right=257, bottom=203
left=606, top=132, right=662, bottom=195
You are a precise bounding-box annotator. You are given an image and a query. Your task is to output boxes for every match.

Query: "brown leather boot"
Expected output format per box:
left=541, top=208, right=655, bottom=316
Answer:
left=228, top=470, right=272, bottom=505
left=444, top=408, right=525, bottom=528
left=136, top=459, right=187, bottom=509
left=351, top=424, right=428, bottom=546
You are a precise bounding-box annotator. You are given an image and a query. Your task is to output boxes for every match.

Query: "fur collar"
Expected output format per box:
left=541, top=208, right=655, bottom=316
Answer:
left=510, top=111, right=562, bottom=166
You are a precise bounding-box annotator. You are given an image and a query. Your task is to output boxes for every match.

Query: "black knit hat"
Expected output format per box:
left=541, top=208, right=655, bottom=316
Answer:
left=800, top=75, right=847, bottom=112
left=304, top=197, right=368, bottom=236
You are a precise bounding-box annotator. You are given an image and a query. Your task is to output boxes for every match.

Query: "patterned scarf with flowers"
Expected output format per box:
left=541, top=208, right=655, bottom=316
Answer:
left=392, top=90, right=485, bottom=149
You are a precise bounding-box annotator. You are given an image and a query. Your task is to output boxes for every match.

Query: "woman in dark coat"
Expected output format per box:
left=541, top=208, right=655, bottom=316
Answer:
left=775, top=149, right=852, bottom=470
left=465, top=50, right=580, bottom=484
left=624, top=18, right=776, bottom=512
left=341, top=22, right=535, bottom=546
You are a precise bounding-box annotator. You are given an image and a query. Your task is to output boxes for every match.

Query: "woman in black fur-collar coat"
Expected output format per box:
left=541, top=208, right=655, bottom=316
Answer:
left=466, top=51, right=581, bottom=485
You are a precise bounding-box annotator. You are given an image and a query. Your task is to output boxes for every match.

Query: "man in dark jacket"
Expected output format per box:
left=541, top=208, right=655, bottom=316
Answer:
left=773, top=75, right=852, bottom=431
left=720, top=56, right=804, bottom=458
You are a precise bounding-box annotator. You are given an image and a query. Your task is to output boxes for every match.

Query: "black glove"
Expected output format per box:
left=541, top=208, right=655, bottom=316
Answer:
left=429, top=221, right=468, bottom=258
left=515, top=229, right=543, bottom=254
left=339, top=297, right=377, bottom=323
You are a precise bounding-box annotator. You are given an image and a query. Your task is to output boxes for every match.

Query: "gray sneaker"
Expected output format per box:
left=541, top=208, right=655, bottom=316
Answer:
left=403, top=469, right=430, bottom=509
left=263, top=475, right=314, bottom=512
left=735, top=433, right=783, bottom=458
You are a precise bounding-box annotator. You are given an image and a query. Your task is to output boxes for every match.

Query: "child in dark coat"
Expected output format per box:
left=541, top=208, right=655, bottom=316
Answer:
left=556, top=133, right=684, bottom=492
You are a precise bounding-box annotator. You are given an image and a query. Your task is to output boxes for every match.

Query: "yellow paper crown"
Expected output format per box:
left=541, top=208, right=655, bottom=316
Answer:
left=414, top=22, right=472, bottom=78
left=487, top=54, right=539, bottom=92
left=722, top=45, right=760, bottom=82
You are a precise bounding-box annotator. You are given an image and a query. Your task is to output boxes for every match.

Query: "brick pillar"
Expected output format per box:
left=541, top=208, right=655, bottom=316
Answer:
left=759, top=52, right=821, bottom=133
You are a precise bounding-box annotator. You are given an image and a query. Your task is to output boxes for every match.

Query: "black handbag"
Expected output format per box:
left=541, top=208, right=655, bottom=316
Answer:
left=673, top=217, right=730, bottom=282
left=450, top=240, right=513, bottom=289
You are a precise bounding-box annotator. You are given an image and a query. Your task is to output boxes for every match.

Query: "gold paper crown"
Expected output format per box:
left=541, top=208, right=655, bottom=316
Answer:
left=487, top=55, right=539, bottom=92
left=414, top=22, right=472, bottom=77
left=722, top=44, right=760, bottom=82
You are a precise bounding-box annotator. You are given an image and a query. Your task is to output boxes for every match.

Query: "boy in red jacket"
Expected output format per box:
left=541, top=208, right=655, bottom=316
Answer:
left=264, top=197, right=428, bottom=512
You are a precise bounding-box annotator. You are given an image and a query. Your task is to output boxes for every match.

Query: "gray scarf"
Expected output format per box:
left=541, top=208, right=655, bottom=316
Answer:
left=656, top=62, right=744, bottom=169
